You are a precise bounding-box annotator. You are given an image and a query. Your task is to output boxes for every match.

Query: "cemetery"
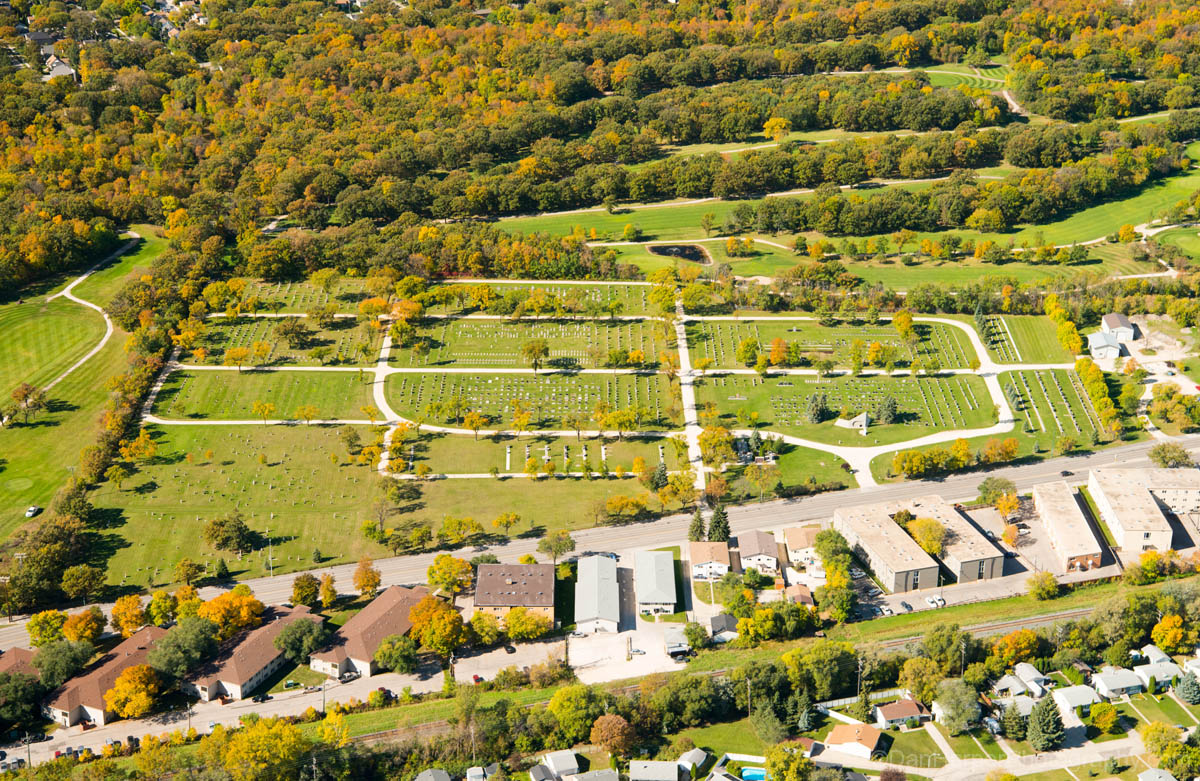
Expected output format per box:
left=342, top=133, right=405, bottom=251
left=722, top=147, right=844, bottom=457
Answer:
left=391, top=317, right=670, bottom=368
left=423, top=281, right=655, bottom=317
left=200, top=316, right=381, bottom=366
left=687, top=319, right=976, bottom=369
left=151, top=369, right=377, bottom=421
left=1001, top=369, right=1103, bottom=440
left=244, top=278, right=367, bottom=313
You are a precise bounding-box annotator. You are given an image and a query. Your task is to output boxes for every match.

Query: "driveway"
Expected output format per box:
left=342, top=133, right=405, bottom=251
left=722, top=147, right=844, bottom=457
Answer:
left=569, top=619, right=682, bottom=684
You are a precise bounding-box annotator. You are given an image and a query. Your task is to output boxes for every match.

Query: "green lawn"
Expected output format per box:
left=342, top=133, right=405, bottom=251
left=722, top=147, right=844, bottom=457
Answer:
left=408, top=432, right=680, bottom=475
left=1130, top=692, right=1192, bottom=726
left=385, top=372, right=680, bottom=431
left=423, top=281, right=656, bottom=318
left=933, top=724, right=1005, bottom=760
left=392, top=317, right=669, bottom=369
left=991, top=316, right=1073, bottom=364
left=87, top=424, right=678, bottom=585
left=696, top=373, right=994, bottom=446
left=677, top=717, right=770, bottom=756
left=0, top=297, right=107, bottom=392
left=244, top=278, right=368, bottom=314
left=999, top=369, right=1102, bottom=443
left=72, top=224, right=167, bottom=307
left=882, top=728, right=946, bottom=768
left=199, top=317, right=382, bottom=367
left=151, top=369, right=378, bottom=420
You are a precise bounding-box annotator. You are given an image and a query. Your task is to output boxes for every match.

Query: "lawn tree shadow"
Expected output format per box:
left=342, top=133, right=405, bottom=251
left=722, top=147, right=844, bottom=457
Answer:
left=45, top=399, right=78, bottom=414
left=518, top=524, right=546, bottom=539
left=131, top=480, right=159, bottom=495
left=89, top=507, right=126, bottom=530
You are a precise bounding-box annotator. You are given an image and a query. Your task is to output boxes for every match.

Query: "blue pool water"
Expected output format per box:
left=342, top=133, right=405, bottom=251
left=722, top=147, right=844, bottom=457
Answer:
left=741, top=769, right=767, bottom=781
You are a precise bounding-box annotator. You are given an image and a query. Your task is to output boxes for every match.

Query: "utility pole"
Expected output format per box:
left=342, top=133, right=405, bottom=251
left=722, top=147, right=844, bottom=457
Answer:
left=266, top=528, right=274, bottom=577
left=960, top=637, right=967, bottom=677
left=746, top=678, right=752, bottom=717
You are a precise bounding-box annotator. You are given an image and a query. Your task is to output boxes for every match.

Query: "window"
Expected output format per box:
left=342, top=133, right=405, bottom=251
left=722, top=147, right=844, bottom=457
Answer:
left=1144, top=532, right=1151, bottom=539
left=912, top=570, right=920, bottom=589
left=978, top=561, right=986, bottom=578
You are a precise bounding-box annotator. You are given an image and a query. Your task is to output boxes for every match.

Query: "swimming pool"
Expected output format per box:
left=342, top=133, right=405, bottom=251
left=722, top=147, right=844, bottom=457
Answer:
left=741, top=768, right=767, bottom=781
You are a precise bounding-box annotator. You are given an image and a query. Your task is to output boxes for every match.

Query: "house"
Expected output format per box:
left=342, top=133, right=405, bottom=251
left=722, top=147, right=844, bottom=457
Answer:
left=784, top=526, right=821, bottom=567
left=1102, top=313, right=1136, bottom=342
left=466, top=765, right=499, bottom=781
left=634, top=551, right=677, bottom=615
left=992, top=674, right=1027, bottom=697
left=1087, top=330, right=1121, bottom=360
left=1137, top=771, right=1178, bottom=781
left=1184, top=657, right=1200, bottom=678
left=1092, top=667, right=1143, bottom=699
left=1014, top=663, right=1050, bottom=698
left=997, top=695, right=1036, bottom=718
left=710, top=614, right=738, bottom=643
left=688, top=541, right=730, bottom=582
left=416, top=771, right=452, bottom=781
left=0, top=647, right=38, bottom=679
left=44, top=626, right=167, bottom=727
left=824, top=723, right=883, bottom=760
left=793, top=737, right=817, bottom=757
left=1031, top=481, right=1103, bottom=572
left=1051, top=685, right=1101, bottom=717
left=43, top=55, right=77, bottom=82
left=677, top=748, right=708, bottom=776
left=473, top=563, right=555, bottom=621
left=530, top=768, right=555, bottom=781
left=628, top=760, right=681, bottom=781
left=543, top=751, right=580, bottom=779
left=1141, top=644, right=1171, bottom=665
left=1134, top=661, right=1181, bottom=692
left=310, top=585, right=427, bottom=679
left=575, top=556, right=620, bottom=633
left=566, top=772, right=618, bottom=781
left=784, top=584, right=814, bottom=607
left=736, top=530, right=779, bottom=576
left=184, top=605, right=321, bottom=701
left=874, top=697, right=929, bottom=728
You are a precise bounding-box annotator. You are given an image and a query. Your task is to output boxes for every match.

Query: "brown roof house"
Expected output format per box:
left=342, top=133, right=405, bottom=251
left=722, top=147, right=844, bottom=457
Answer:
left=873, top=697, right=930, bottom=729
left=310, top=585, right=427, bottom=679
left=824, top=723, right=884, bottom=760
left=473, top=564, right=555, bottom=621
left=44, top=625, right=167, bottom=728
left=736, top=530, right=780, bottom=576
left=0, top=648, right=38, bottom=679
left=184, top=605, right=322, bottom=702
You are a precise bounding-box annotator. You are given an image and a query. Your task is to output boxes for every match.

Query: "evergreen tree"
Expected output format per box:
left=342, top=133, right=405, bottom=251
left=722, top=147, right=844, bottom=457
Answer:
left=1002, top=703, right=1026, bottom=741
left=793, top=690, right=815, bottom=732
left=1178, top=672, right=1200, bottom=705
left=1027, top=696, right=1064, bottom=751
left=707, top=505, right=730, bottom=542
left=749, top=429, right=763, bottom=454
left=687, top=510, right=707, bottom=542
left=651, top=462, right=669, bottom=490
left=214, top=559, right=230, bottom=580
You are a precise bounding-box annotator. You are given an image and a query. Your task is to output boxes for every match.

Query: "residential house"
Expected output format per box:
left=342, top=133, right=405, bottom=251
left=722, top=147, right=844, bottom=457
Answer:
left=997, top=695, right=1036, bottom=718
left=1087, top=331, right=1121, bottom=360
left=0, top=648, right=38, bottom=678
left=874, top=697, right=929, bottom=729
left=710, top=614, right=738, bottom=644
left=992, top=675, right=1027, bottom=698
left=466, top=765, right=499, bottom=781
left=688, top=541, right=730, bottom=582
left=43, top=55, right=76, bottom=82
left=784, top=584, right=814, bottom=607
left=629, top=761, right=681, bottom=781
left=1093, top=667, right=1144, bottom=699
left=44, top=626, right=167, bottom=728
left=310, top=585, right=427, bottom=679
left=1137, top=771, right=1178, bottom=781
left=1051, top=685, right=1101, bottom=717
left=574, top=556, right=619, bottom=634
left=634, top=551, right=677, bottom=615
left=677, top=748, right=708, bottom=777
left=1184, top=657, right=1200, bottom=678
left=1014, top=663, right=1050, bottom=698
left=1141, top=644, right=1172, bottom=665
left=530, top=768, right=554, bottom=781
left=473, top=564, right=555, bottom=622
left=566, top=772, right=618, bottom=781
left=1102, top=313, right=1136, bottom=342
left=784, top=526, right=821, bottom=567
left=736, top=530, right=779, bottom=576
left=1134, top=661, right=1181, bottom=692
left=416, top=771, right=452, bottom=781
left=185, top=605, right=322, bottom=702
left=543, top=751, right=579, bottom=779
left=933, top=696, right=978, bottom=727
left=824, top=723, right=883, bottom=760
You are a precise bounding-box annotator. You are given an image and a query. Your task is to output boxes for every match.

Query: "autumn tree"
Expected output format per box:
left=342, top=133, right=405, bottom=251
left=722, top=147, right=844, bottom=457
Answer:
left=427, top=555, right=472, bottom=606
left=505, top=607, right=553, bottom=640
left=62, top=607, right=105, bottom=644
left=909, top=517, right=946, bottom=557
left=104, top=664, right=161, bottom=719
left=197, top=586, right=264, bottom=641
left=354, top=557, right=382, bottom=598
left=292, top=573, right=320, bottom=607
left=1027, top=571, right=1059, bottom=601
left=27, top=610, right=67, bottom=648
left=590, top=713, right=636, bottom=757
left=111, top=595, right=147, bottom=638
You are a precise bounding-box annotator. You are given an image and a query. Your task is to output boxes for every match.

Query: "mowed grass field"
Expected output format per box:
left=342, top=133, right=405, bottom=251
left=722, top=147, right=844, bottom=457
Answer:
left=977, top=314, right=1075, bottom=364
left=244, top=278, right=368, bottom=314
left=696, top=373, right=994, bottom=446
left=151, top=370, right=378, bottom=420
left=200, top=317, right=381, bottom=367
left=72, top=225, right=167, bottom=307
left=0, top=297, right=106, bottom=392
left=87, top=424, right=677, bottom=584
left=424, top=281, right=656, bottom=317
left=408, top=432, right=682, bottom=474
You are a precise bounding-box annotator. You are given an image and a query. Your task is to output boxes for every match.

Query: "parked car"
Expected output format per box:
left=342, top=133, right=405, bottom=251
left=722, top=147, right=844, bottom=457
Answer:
left=339, top=671, right=360, bottom=683
left=503, top=645, right=516, bottom=654
left=899, top=601, right=913, bottom=613
left=251, top=693, right=271, bottom=703
left=472, top=675, right=483, bottom=684
left=932, top=595, right=946, bottom=607
left=880, top=605, right=894, bottom=616
left=23, top=506, right=39, bottom=518
left=866, top=587, right=882, bottom=597
left=630, top=649, right=646, bottom=656
left=925, top=596, right=944, bottom=608
left=849, top=568, right=865, bottom=579
left=569, top=631, right=586, bottom=638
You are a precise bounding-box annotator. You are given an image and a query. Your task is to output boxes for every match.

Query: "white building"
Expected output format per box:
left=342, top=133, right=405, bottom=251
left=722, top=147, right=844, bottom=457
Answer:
left=1032, top=481, right=1103, bottom=572
left=688, top=540, right=730, bottom=582
left=574, top=556, right=620, bottom=634
left=310, top=585, right=427, bottom=679
left=629, top=761, right=681, bottom=781
left=832, top=502, right=939, bottom=593
left=1093, top=667, right=1144, bottom=699
left=1141, top=644, right=1172, bottom=665
left=1102, top=313, right=1136, bottom=342
left=784, top=526, right=820, bottom=567
left=634, top=551, right=677, bottom=615
left=542, top=751, right=579, bottom=779
left=1014, top=663, right=1050, bottom=698
left=1087, top=468, right=1200, bottom=552
left=736, top=530, right=779, bottom=576
left=1134, top=661, right=1181, bottom=692
left=184, top=605, right=321, bottom=701
left=1051, top=685, right=1101, bottom=717
left=1088, top=331, right=1121, bottom=360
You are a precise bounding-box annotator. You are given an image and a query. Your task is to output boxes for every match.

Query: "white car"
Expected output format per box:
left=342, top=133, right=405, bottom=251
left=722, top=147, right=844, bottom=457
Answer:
left=880, top=605, right=894, bottom=616
left=932, top=595, right=946, bottom=607
left=925, top=596, right=945, bottom=608
left=849, top=568, right=866, bottom=579
left=23, top=506, right=40, bottom=518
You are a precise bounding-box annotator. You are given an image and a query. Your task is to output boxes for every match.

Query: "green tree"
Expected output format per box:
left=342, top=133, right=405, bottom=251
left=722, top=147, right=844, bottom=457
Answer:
left=374, top=634, right=419, bottom=674
left=204, top=512, right=254, bottom=555
left=60, top=564, right=105, bottom=603
left=273, top=618, right=328, bottom=665
left=33, top=640, right=93, bottom=688
left=292, top=573, right=320, bottom=607
left=1178, top=671, right=1200, bottom=705
left=522, top=339, right=550, bottom=372
left=934, top=678, right=979, bottom=735
left=1028, top=696, right=1065, bottom=751
left=687, top=509, right=707, bottom=542
left=537, top=530, right=576, bottom=564
left=1027, top=571, right=1059, bottom=600
left=1150, top=442, right=1193, bottom=468
left=547, top=684, right=605, bottom=744
left=707, top=505, right=730, bottom=542
left=27, top=610, right=66, bottom=648
left=147, top=616, right=219, bottom=680
left=1002, top=703, right=1026, bottom=741
left=978, top=477, right=1017, bottom=505
left=427, top=555, right=473, bottom=606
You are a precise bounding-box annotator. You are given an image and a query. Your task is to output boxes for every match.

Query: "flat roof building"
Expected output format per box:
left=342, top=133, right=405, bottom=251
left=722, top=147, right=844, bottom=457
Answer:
left=635, top=551, right=677, bottom=615
left=474, top=563, right=556, bottom=620
left=1032, top=481, right=1103, bottom=572
left=1087, top=468, right=1200, bottom=552
left=833, top=502, right=939, bottom=593
left=574, top=556, right=619, bottom=634
left=905, top=496, right=1004, bottom=583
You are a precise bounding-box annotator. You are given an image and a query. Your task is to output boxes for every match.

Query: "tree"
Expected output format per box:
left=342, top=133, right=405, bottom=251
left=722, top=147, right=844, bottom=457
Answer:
left=708, top=505, right=730, bottom=542
left=148, top=616, right=219, bottom=680
left=27, top=610, right=67, bottom=648
left=470, top=612, right=502, bottom=646
left=412, top=605, right=463, bottom=662
left=374, top=634, right=419, bottom=673
left=492, top=512, right=519, bottom=537
left=1089, top=701, right=1119, bottom=735
left=197, top=587, right=265, bottom=641
left=1028, top=696, right=1065, bottom=751
left=274, top=618, right=328, bottom=665
left=898, top=657, right=943, bottom=704
left=148, top=590, right=178, bottom=627
left=522, top=339, right=550, bottom=371
left=111, top=594, right=147, bottom=638
left=505, top=607, right=552, bottom=640
left=464, top=410, right=487, bottom=439
left=934, top=679, right=979, bottom=735
left=1027, top=571, right=1059, bottom=600
left=750, top=705, right=788, bottom=743
left=1002, top=703, right=1026, bottom=741
left=251, top=400, right=276, bottom=425
left=210, top=717, right=311, bottom=781
left=1150, top=442, right=1193, bottom=468
left=104, top=464, right=131, bottom=490
left=292, top=573, right=320, bottom=607
left=1178, top=672, right=1200, bottom=705
left=204, top=513, right=254, bottom=555
left=1141, top=721, right=1182, bottom=755
left=992, top=629, right=1039, bottom=665
left=427, top=555, right=472, bottom=605
left=319, top=574, right=337, bottom=608
left=62, top=607, right=105, bottom=644
left=978, top=477, right=1016, bottom=505
left=764, top=743, right=815, bottom=781
left=745, top=463, right=780, bottom=502
left=537, top=530, right=576, bottom=564
left=175, top=558, right=203, bottom=586
left=909, top=517, right=946, bottom=556
left=0, top=672, right=45, bottom=729
left=295, top=404, right=320, bottom=425
left=354, top=557, right=382, bottom=598
left=688, top=509, right=706, bottom=542
left=60, top=564, right=105, bottom=603
left=548, top=684, right=605, bottom=744
left=590, top=713, right=636, bottom=757
left=995, top=492, right=1019, bottom=522
left=33, top=640, right=92, bottom=689
left=104, top=664, right=161, bottom=719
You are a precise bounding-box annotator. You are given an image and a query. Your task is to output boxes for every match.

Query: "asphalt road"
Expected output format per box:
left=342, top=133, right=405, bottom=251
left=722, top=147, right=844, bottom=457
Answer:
left=0, top=434, right=1192, bottom=651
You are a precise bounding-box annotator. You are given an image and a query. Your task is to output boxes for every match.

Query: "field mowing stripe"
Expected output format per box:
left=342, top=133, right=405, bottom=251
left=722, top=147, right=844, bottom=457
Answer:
left=998, top=317, right=1023, bottom=362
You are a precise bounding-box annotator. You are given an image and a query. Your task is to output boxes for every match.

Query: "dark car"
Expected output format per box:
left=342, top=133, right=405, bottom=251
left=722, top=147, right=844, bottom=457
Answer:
left=251, top=693, right=272, bottom=703
left=504, top=645, right=516, bottom=654
left=1060, top=470, right=1073, bottom=477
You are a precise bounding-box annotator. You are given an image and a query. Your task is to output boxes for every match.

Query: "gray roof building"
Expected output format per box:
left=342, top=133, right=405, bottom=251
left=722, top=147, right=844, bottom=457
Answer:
left=634, top=551, right=676, bottom=610
left=574, top=555, right=620, bottom=632
left=629, top=761, right=681, bottom=781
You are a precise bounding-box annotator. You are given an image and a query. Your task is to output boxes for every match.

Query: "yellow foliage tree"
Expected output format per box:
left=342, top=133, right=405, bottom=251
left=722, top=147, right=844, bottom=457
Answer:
left=104, top=664, right=160, bottom=719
